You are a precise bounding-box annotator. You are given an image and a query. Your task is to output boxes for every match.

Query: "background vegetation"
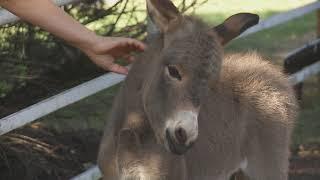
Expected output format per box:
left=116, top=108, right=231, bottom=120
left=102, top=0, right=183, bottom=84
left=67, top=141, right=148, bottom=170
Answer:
left=0, top=0, right=207, bottom=98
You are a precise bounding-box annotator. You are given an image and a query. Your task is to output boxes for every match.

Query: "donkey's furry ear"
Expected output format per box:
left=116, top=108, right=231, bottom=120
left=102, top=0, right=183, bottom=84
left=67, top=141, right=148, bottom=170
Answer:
left=146, top=0, right=181, bottom=32
left=213, top=13, right=259, bottom=45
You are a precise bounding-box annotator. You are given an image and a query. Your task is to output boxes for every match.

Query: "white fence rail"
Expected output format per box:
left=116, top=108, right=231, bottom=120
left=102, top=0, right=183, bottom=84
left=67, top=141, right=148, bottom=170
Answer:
left=1, top=1, right=320, bottom=180
left=0, top=73, right=125, bottom=135
left=239, top=1, right=320, bottom=38
left=70, top=166, right=102, bottom=180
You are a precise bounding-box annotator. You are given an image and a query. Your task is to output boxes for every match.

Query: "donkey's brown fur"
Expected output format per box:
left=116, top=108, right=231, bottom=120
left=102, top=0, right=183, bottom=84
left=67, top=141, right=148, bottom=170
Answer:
left=98, top=0, right=298, bottom=179
left=184, top=52, right=297, bottom=179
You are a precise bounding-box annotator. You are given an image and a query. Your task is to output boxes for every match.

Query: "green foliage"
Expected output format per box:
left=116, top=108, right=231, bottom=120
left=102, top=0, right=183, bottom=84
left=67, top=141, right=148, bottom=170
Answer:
left=0, top=0, right=208, bottom=98
left=0, top=81, right=13, bottom=98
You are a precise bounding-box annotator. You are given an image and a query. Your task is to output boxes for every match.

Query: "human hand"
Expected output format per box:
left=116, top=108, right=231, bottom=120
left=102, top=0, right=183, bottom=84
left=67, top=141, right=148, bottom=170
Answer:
left=82, top=36, right=146, bottom=74
left=0, top=0, right=146, bottom=74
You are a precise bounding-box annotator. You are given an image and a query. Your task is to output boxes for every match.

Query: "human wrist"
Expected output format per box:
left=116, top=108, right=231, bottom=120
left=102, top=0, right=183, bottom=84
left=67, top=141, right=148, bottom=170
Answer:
left=70, top=30, right=99, bottom=53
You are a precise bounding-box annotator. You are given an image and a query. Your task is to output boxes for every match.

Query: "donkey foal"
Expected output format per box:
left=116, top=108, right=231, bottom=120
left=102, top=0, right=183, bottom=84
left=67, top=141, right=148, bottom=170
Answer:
left=98, top=0, right=298, bottom=179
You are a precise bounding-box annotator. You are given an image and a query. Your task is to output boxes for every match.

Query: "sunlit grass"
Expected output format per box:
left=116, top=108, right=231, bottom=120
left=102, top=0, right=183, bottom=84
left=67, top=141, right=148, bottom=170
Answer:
left=195, top=0, right=315, bottom=24
left=227, top=12, right=316, bottom=63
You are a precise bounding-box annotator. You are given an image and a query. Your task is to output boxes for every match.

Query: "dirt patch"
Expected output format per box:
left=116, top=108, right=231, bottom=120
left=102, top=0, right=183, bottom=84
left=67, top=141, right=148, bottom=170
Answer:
left=0, top=124, right=319, bottom=180
left=290, top=144, right=320, bottom=179
left=0, top=124, right=102, bottom=180
left=290, top=156, right=320, bottom=180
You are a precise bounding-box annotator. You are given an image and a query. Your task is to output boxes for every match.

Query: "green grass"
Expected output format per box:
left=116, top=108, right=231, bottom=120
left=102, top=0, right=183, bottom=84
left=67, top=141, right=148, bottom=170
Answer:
left=0, top=81, right=13, bottom=98
left=292, top=76, right=320, bottom=146
left=40, top=84, right=121, bottom=132
left=195, top=0, right=314, bottom=24
left=293, top=105, right=320, bottom=146
left=35, top=0, right=320, bottom=148
left=227, top=12, right=316, bottom=64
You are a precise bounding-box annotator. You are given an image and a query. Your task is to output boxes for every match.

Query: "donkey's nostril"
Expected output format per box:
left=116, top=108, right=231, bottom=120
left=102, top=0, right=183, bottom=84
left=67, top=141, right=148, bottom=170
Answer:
left=175, top=127, right=187, bottom=145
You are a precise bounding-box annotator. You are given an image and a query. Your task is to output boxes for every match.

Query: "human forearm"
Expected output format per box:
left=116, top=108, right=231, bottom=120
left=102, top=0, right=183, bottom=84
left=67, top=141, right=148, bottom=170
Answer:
left=0, top=0, right=96, bottom=50
left=1, top=0, right=146, bottom=74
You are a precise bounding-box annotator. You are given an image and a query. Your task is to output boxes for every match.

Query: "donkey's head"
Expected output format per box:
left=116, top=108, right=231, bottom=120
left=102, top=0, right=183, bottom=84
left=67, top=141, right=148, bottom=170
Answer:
left=142, top=0, right=259, bottom=155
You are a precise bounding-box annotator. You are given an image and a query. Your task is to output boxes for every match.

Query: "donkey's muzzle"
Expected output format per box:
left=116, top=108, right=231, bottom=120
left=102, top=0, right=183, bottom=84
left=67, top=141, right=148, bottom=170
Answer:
left=166, top=129, right=193, bottom=155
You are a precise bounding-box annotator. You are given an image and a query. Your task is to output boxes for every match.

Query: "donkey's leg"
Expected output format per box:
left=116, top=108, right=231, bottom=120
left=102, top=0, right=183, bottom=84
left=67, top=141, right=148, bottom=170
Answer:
left=244, top=156, right=289, bottom=180
left=230, top=170, right=250, bottom=180
left=98, top=91, right=129, bottom=179
left=244, top=133, right=290, bottom=179
left=97, top=108, right=123, bottom=179
left=97, top=131, right=118, bottom=180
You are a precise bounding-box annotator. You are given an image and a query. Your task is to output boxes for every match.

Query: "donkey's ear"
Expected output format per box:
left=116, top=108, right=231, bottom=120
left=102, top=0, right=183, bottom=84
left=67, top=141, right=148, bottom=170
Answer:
left=146, top=0, right=181, bottom=32
left=213, top=13, right=259, bottom=45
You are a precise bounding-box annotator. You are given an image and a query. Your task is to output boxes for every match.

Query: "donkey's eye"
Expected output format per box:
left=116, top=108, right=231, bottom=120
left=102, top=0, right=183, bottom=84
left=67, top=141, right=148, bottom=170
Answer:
left=167, top=65, right=182, bottom=80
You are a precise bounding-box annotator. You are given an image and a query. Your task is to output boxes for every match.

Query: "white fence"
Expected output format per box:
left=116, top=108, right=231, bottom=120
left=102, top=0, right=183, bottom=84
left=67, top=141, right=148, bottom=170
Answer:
left=1, top=1, right=320, bottom=180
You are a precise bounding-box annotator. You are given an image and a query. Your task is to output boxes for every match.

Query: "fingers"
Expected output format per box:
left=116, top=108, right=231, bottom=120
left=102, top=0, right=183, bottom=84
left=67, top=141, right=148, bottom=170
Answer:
left=99, top=37, right=145, bottom=59
left=127, top=56, right=135, bottom=62
left=131, top=39, right=146, bottom=51
left=107, top=38, right=143, bottom=74
left=123, top=38, right=146, bottom=51
left=86, top=37, right=145, bottom=74
left=108, top=63, right=129, bottom=75
left=89, top=54, right=129, bottom=75
left=100, top=60, right=129, bottom=75
left=122, top=54, right=135, bottom=62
